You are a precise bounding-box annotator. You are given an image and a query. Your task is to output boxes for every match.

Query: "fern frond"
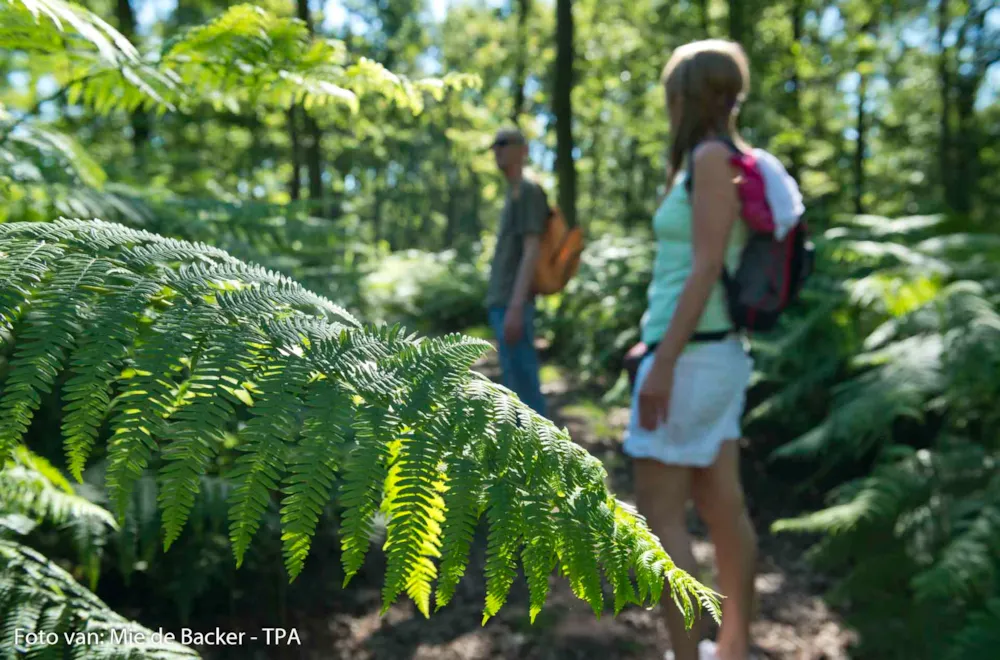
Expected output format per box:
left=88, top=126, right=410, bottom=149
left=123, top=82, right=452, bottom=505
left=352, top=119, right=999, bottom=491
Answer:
left=0, top=239, right=65, bottom=340
left=433, top=390, right=489, bottom=611
left=280, top=378, right=354, bottom=580
left=772, top=446, right=930, bottom=535
left=0, top=253, right=105, bottom=459
left=1, top=0, right=180, bottom=113
left=771, top=334, right=943, bottom=462
left=380, top=422, right=447, bottom=618
left=2, top=0, right=139, bottom=64
left=159, top=323, right=263, bottom=550
left=62, top=278, right=161, bottom=481
left=948, top=598, right=1000, bottom=660
left=1, top=446, right=117, bottom=533
left=482, top=479, right=523, bottom=624
left=912, top=498, right=1000, bottom=603
left=339, top=403, right=396, bottom=584
left=0, top=219, right=717, bottom=624
left=520, top=487, right=558, bottom=623
left=1, top=120, right=107, bottom=188
left=104, top=303, right=204, bottom=519
left=227, top=355, right=311, bottom=567
left=555, top=489, right=605, bottom=617
left=0, top=539, right=199, bottom=659
left=600, top=500, right=642, bottom=615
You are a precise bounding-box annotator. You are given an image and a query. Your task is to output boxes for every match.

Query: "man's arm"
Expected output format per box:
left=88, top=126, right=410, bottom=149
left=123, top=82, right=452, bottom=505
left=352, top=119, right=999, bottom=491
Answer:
left=508, top=234, right=541, bottom=309
left=501, top=183, right=547, bottom=344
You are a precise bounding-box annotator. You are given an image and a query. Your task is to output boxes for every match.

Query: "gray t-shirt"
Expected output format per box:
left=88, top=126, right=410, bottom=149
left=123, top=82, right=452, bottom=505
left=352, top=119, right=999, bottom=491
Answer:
left=485, top=178, right=549, bottom=309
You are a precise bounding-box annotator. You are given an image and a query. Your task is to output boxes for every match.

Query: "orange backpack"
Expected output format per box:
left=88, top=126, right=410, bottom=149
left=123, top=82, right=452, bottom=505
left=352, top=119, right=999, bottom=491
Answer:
left=532, top=203, right=584, bottom=295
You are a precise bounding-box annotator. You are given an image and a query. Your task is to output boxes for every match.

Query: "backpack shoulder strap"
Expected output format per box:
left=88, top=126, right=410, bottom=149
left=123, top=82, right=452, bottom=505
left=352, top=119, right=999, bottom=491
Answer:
left=685, top=137, right=741, bottom=194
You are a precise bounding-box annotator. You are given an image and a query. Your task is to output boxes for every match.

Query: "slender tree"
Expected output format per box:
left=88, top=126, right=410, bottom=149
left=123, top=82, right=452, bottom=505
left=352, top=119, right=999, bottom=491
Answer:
left=296, top=0, right=325, bottom=210
left=938, top=0, right=952, bottom=209
left=789, top=0, right=804, bottom=180
left=554, top=0, right=578, bottom=228
left=513, top=0, right=531, bottom=124
left=728, top=0, right=746, bottom=47
left=115, top=0, right=150, bottom=154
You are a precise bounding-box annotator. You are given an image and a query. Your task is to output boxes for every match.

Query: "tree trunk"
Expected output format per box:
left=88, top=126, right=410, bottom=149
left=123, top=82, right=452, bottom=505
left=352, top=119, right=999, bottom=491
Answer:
left=297, top=0, right=325, bottom=212
left=728, top=0, right=745, bottom=47
left=853, top=71, right=868, bottom=215
left=953, top=80, right=977, bottom=216
left=789, top=0, right=803, bottom=180
left=938, top=0, right=953, bottom=209
left=949, top=6, right=990, bottom=217
left=512, top=0, right=531, bottom=124
left=699, top=0, right=710, bottom=36
left=115, top=0, right=150, bottom=154
left=853, top=16, right=879, bottom=216
left=554, top=0, right=578, bottom=228
left=288, top=108, right=302, bottom=201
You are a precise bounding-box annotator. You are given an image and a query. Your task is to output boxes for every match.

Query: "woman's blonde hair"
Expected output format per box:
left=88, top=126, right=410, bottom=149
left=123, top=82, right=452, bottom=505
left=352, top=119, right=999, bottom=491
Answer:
left=661, top=39, right=750, bottom=186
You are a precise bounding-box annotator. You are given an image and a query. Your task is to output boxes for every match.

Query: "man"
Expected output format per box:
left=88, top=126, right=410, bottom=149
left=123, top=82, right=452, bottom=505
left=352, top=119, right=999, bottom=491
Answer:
left=485, top=127, right=548, bottom=417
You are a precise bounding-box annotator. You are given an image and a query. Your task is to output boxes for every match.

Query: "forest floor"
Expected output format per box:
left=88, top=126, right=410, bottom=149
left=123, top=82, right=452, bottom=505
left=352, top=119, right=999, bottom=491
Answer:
left=294, top=340, right=857, bottom=660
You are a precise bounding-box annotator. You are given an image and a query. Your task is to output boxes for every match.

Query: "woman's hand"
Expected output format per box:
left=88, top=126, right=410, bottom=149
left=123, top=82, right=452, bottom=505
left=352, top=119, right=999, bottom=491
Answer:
left=637, top=355, right=675, bottom=431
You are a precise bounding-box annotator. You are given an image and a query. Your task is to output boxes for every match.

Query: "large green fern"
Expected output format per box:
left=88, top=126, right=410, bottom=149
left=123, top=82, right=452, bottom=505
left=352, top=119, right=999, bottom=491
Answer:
left=1, top=445, right=199, bottom=658
left=760, top=214, right=1000, bottom=659
left=0, top=218, right=719, bottom=624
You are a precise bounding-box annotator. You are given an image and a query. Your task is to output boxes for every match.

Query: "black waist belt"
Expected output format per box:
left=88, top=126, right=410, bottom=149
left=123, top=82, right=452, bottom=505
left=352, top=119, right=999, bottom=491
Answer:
left=645, top=330, right=732, bottom=355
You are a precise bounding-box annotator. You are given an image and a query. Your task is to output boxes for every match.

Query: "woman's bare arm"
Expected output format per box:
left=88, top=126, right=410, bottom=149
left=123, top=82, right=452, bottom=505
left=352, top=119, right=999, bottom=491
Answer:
left=652, top=141, right=740, bottom=366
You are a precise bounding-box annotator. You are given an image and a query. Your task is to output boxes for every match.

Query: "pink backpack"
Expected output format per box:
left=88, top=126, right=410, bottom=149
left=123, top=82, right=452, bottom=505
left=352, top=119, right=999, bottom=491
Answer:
left=688, top=138, right=814, bottom=333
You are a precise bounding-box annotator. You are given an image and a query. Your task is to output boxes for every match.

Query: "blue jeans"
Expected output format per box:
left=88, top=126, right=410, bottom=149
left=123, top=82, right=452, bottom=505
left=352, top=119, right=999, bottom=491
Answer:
left=488, top=304, right=547, bottom=417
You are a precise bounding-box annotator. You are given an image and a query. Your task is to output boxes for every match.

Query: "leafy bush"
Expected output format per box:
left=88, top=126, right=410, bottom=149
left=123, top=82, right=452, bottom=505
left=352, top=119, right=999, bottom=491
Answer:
left=1, top=446, right=199, bottom=658
left=361, top=247, right=490, bottom=333
left=756, top=215, right=1000, bottom=659
left=0, top=218, right=718, bottom=629
left=539, top=234, right=654, bottom=389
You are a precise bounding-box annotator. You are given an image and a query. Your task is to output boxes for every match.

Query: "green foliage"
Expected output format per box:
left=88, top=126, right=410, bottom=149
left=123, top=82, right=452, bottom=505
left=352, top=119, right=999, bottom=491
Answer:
left=540, top=234, right=654, bottom=388
left=0, top=218, right=719, bottom=623
left=0, top=445, right=199, bottom=659
left=361, top=247, right=490, bottom=333
left=760, top=215, right=1000, bottom=659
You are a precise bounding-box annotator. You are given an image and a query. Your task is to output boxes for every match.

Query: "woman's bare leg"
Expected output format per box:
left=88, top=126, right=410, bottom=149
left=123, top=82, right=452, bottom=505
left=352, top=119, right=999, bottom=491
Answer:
left=691, top=440, right=757, bottom=660
left=633, top=457, right=701, bottom=660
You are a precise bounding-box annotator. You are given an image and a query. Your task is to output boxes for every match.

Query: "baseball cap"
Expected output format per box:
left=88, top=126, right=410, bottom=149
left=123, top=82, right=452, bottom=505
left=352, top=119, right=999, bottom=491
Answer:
left=488, top=127, right=526, bottom=149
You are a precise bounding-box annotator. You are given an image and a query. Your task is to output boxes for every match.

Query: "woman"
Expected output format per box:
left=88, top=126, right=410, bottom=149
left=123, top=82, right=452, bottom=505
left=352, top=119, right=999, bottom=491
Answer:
left=624, top=40, right=758, bottom=660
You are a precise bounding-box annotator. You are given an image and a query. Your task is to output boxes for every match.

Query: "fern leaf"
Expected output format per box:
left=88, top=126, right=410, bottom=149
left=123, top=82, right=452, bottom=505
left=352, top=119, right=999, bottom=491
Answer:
left=556, top=489, right=605, bottom=617
left=1, top=446, right=117, bottom=532
left=280, top=378, right=354, bottom=580
left=601, top=501, right=641, bottom=615
left=772, top=450, right=929, bottom=536
left=434, top=393, right=490, bottom=611
left=62, top=278, right=160, bottom=481
left=521, top=489, right=558, bottom=623
left=380, top=423, right=446, bottom=618
left=159, top=323, right=263, bottom=550
left=0, top=219, right=719, bottom=625
left=912, top=504, right=1000, bottom=603
left=0, top=254, right=104, bottom=462
left=0, top=538, right=199, bottom=659
left=482, top=480, right=523, bottom=624
left=105, top=304, right=200, bottom=519
left=0, top=240, right=65, bottom=335
left=948, top=598, right=1000, bottom=660
left=339, top=403, right=397, bottom=585
left=227, top=356, right=310, bottom=567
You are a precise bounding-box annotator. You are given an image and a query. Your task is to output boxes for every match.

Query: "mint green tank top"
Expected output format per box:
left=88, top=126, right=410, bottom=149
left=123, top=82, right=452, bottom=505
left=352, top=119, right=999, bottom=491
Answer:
left=640, top=171, right=746, bottom=345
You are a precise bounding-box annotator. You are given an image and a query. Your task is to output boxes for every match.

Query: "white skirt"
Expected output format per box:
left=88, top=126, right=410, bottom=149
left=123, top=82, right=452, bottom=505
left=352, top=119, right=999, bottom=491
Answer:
left=623, top=337, right=753, bottom=467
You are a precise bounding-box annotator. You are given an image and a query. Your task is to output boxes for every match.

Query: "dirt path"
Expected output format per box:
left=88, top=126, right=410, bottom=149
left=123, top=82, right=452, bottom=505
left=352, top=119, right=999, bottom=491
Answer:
left=300, top=346, right=855, bottom=660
